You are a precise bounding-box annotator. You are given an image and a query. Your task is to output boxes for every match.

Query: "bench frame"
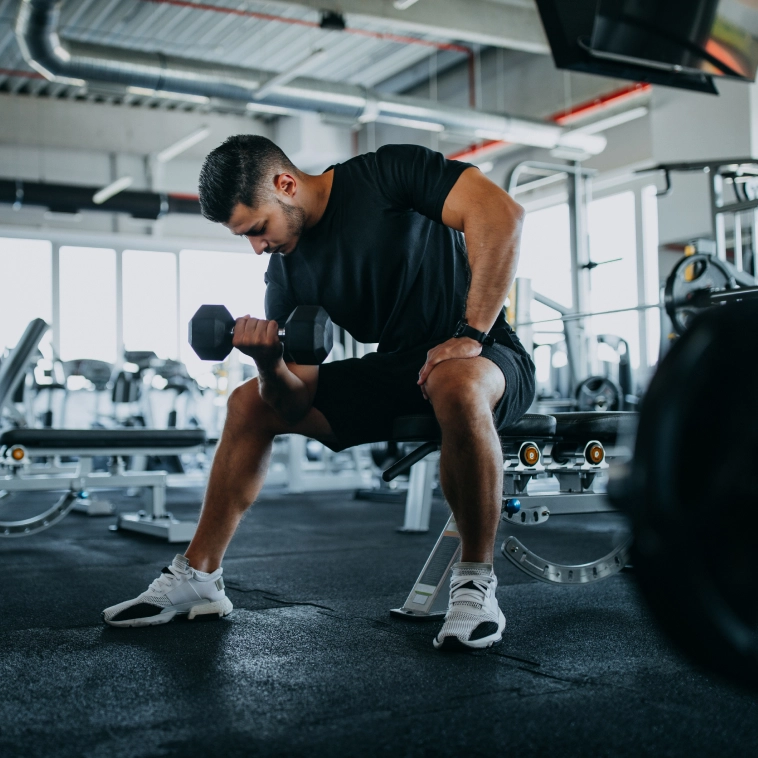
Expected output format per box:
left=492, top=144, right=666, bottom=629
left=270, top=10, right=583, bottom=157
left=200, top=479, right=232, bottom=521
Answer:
left=0, top=443, right=203, bottom=542
left=389, top=413, right=634, bottom=620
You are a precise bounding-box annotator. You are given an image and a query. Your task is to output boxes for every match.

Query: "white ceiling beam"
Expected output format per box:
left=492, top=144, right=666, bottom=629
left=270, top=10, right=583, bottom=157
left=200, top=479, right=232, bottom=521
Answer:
left=270, top=0, right=549, bottom=54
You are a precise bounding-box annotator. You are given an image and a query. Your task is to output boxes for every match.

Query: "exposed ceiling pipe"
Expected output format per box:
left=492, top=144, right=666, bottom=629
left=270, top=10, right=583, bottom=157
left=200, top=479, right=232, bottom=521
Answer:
left=447, top=83, right=652, bottom=163
left=14, top=0, right=606, bottom=156
left=141, top=0, right=477, bottom=107
left=0, top=178, right=200, bottom=218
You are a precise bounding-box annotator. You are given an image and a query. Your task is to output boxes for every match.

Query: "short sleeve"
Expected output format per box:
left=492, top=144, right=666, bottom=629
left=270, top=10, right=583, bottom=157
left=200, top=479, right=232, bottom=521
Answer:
left=264, top=265, right=297, bottom=327
left=374, top=144, right=472, bottom=224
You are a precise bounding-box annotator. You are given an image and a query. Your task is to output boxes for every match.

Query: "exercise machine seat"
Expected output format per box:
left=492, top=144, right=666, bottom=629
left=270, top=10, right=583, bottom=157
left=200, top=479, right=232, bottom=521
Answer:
left=551, top=412, right=637, bottom=445
left=390, top=413, right=556, bottom=442
left=0, top=428, right=207, bottom=450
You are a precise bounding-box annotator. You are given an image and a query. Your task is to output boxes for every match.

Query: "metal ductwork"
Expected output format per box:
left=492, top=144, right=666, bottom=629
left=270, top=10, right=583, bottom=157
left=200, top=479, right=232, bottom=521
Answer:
left=0, top=179, right=200, bottom=218
left=15, top=0, right=606, bottom=156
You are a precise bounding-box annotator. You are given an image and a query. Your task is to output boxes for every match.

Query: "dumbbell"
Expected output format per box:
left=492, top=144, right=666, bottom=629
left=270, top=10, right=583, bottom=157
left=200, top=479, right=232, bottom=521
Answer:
left=188, top=304, right=333, bottom=364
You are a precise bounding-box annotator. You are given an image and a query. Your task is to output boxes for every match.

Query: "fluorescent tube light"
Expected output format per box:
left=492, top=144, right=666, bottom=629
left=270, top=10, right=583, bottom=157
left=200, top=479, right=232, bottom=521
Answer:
left=253, top=49, right=328, bottom=100
left=92, top=176, right=133, bottom=205
left=155, top=127, right=211, bottom=163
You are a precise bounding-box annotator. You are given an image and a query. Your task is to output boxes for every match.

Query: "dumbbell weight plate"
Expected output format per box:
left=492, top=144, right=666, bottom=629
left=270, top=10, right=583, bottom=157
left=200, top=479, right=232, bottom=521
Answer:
left=284, top=305, right=334, bottom=365
left=188, top=304, right=235, bottom=362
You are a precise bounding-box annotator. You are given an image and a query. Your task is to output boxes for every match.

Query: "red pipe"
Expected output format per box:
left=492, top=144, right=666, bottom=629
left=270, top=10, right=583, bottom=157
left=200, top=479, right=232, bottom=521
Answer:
left=0, top=68, right=46, bottom=80
left=141, top=0, right=476, bottom=106
left=447, top=82, right=653, bottom=162
left=551, top=82, right=651, bottom=125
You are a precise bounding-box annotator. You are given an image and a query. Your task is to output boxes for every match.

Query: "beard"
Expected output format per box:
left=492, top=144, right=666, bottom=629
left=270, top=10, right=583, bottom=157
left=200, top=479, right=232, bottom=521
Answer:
left=276, top=198, right=307, bottom=243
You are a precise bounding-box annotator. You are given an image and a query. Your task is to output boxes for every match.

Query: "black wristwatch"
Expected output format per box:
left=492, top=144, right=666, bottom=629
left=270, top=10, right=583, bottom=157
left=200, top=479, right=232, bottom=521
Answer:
left=453, top=319, right=495, bottom=346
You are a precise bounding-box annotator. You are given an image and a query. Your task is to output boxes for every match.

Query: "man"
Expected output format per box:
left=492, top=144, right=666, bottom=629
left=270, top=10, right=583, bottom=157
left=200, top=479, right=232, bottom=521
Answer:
left=103, top=135, right=535, bottom=651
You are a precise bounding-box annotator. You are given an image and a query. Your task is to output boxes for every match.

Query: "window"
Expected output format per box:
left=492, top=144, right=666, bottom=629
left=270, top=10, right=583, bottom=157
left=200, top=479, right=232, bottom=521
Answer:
left=518, top=204, right=573, bottom=309
left=0, top=237, right=52, bottom=353
left=123, top=250, right=178, bottom=359
left=179, top=249, right=269, bottom=377
left=59, top=246, right=117, bottom=362
left=587, top=192, right=640, bottom=368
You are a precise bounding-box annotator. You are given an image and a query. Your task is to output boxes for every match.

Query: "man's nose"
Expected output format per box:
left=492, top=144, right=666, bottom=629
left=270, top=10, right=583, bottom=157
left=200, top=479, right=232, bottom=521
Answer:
left=248, top=237, right=266, bottom=255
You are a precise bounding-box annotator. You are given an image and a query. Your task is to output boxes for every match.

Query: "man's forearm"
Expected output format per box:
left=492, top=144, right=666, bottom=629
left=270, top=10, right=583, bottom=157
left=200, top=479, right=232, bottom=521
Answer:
left=258, top=360, right=312, bottom=424
left=464, top=209, right=524, bottom=333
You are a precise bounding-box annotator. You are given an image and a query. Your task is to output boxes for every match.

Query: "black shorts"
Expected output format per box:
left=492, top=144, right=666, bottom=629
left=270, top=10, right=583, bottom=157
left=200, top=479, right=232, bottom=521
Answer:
left=311, top=342, right=536, bottom=452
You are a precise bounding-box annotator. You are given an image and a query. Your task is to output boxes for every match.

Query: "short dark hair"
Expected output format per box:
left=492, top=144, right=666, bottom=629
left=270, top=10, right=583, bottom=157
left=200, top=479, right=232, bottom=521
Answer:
left=198, top=135, right=298, bottom=223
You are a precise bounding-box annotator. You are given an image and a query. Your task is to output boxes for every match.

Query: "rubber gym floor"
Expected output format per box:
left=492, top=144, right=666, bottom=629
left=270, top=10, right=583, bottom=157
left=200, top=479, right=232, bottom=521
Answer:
left=1, top=486, right=756, bottom=758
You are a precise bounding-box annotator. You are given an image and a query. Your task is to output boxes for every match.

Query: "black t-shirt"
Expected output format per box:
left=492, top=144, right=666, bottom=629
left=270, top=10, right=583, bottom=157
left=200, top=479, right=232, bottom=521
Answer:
left=264, top=144, right=510, bottom=355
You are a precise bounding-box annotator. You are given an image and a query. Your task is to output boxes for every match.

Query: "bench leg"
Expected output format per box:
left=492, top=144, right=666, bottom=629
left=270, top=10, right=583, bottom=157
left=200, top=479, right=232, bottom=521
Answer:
left=390, top=512, right=460, bottom=620
left=117, top=473, right=197, bottom=543
left=397, top=451, right=439, bottom=533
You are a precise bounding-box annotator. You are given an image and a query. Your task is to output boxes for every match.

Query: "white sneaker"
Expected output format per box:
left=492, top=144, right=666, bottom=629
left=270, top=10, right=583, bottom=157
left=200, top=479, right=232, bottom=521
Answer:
left=102, top=554, right=233, bottom=628
left=433, top=562, right=505, bottom=651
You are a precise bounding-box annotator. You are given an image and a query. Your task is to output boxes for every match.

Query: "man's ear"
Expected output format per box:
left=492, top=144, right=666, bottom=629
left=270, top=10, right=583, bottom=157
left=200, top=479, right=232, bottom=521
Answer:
left=273, top=172, right=297, bottom=198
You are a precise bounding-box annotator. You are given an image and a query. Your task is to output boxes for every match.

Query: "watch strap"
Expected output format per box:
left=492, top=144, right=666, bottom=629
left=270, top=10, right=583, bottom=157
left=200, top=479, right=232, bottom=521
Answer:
left=453, top=320, right=495, bottom=346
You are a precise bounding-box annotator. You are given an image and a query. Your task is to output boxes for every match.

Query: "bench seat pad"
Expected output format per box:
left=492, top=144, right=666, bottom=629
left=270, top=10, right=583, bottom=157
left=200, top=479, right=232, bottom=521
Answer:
left=390, top=413, right=556, bottom=442
left=551, top=412, right=637, bottom=444
left=0, top=428, right=206, bottom=450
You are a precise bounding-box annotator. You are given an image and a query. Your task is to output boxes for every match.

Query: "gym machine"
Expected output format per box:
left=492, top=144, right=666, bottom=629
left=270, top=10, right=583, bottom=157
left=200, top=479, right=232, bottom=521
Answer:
left=517, top=251, right=758, bottom=410
left=0, top=320, right=207, bottom=542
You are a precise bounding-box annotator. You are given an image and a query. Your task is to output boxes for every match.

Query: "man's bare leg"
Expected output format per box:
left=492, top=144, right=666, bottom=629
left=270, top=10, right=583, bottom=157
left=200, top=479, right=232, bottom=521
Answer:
left=185, top=366, right=338, bottom=573
left=424, top=357, right=506, bottom=562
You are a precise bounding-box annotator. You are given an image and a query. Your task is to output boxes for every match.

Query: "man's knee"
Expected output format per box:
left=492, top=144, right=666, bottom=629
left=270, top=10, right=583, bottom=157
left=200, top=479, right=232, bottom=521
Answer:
left=425, top=360, right=501, bottom=425
left=226, top=378, right=276, bottom=432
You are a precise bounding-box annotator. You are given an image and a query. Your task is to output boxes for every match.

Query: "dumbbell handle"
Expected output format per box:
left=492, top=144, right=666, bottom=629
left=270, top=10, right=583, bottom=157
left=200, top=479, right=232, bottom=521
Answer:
left=223, top=321, right=286, bottom=342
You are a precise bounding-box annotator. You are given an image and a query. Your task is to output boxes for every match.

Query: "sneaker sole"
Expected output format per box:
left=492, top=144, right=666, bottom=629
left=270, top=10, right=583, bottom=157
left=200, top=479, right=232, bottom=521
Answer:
left=103, top=597, right=233, bottom=628
left=433, top=609, right=506, bottom=652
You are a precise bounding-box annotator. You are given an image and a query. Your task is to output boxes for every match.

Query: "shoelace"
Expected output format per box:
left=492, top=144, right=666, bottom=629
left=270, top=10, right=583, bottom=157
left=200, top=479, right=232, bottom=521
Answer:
left=146, top=565, right=189, bottom=594
left=449, top=573, right=494, bottom=610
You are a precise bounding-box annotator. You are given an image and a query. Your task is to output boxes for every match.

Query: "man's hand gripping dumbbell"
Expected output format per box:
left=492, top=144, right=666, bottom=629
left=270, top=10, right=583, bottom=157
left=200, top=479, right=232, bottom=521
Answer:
left=189, top=304, right=333, bottom=366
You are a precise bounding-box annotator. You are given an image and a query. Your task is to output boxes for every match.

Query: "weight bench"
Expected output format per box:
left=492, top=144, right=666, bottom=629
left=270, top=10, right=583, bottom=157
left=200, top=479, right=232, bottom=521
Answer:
left=0, top=428, right=206, bottom=542
left=388, top=411, right=635, bottom=620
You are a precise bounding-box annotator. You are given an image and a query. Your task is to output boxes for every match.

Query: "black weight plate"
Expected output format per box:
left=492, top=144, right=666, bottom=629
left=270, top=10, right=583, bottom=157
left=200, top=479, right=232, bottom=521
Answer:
left=629, top=300, right=758, bottom=689
left=575, top=375, right=621, bottom=411
left=664, top=253, right=734, bottom=335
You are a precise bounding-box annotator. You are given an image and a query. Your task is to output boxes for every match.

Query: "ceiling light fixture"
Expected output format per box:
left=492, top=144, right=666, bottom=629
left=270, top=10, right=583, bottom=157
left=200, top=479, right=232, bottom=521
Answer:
left=571, top=106, right=649, bottom=135
left=377, top=116, right=445, bottom=132
left=252, top=49, right=328, bottom=101
left=92, top=176, right=133, bottom=205
left=155, top=127, right=211, bottom=163
left=126, top=86, right=210, bottom=104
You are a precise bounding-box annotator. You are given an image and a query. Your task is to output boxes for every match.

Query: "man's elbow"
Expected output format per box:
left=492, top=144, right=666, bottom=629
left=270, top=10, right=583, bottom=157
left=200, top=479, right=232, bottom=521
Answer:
left=506, top=196, right=526, bottom=226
